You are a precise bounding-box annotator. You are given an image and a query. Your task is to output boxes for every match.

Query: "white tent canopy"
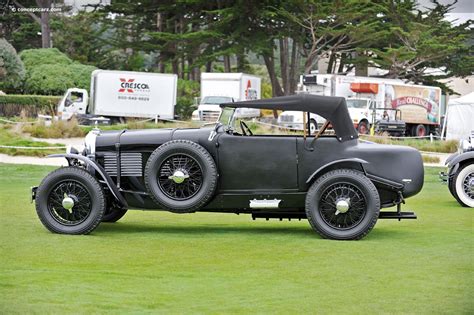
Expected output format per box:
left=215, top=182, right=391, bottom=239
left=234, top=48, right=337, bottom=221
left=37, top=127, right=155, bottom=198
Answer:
left=445, top=92, right=474, bottom=140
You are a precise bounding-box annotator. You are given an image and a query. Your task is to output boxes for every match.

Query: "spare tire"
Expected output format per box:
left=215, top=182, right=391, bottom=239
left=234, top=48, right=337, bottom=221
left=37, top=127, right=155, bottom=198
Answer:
left=144, top=140, right=218, bottom=213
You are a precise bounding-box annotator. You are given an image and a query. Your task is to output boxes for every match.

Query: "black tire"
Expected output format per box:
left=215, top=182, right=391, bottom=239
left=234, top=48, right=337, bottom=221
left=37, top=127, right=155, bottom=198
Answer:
left=305, top=169, right=380, bottom=240
left=35, top=167, right=105, bottom=234
left=102, top=208, right=128, bottom=222
left=144, top=140, right=218, bottom=213
left=412, top=124, right=426, bottom=137
left=357, top=120, right=369, bottom=135
left=309, top=119, right=318, bottom=135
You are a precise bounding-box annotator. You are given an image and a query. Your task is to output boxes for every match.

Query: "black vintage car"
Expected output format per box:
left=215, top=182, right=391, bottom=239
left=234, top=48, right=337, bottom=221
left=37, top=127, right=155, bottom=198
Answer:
left=32, top=94, right=424, bottom=240
left=440, top=131, right=474, bottom=208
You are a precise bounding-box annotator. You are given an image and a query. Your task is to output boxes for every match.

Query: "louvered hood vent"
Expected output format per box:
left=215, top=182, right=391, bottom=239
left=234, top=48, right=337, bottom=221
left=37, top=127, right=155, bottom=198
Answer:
left=103, top=152, right=143, bottom=177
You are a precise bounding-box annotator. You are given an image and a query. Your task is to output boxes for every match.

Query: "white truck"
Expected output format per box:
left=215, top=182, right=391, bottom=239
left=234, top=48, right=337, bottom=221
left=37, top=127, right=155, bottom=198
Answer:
left=57, top=70, right=178, bottom=123
left=279, top=74, right=442, bottom=136
left=192, top=72, right=261, bottom=121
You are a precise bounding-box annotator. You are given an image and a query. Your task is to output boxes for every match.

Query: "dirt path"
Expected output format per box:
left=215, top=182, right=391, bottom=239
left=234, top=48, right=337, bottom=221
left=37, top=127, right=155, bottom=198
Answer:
left=0, top=154, right=67, bottom=166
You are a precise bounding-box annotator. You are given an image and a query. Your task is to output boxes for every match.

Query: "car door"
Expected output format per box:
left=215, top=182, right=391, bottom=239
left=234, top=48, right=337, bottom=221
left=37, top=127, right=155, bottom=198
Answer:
left=216, top=133, right=298, bottom=191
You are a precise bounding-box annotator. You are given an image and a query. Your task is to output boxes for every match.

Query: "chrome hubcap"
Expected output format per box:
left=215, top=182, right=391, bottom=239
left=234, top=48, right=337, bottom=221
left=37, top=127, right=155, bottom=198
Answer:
left=465, top=174, right=474, bottom=198
left=62, top=193, right=75, bottom=211
left=335, top=198, right=350, bottom=215
left=168, top=170, right=189, bottom=184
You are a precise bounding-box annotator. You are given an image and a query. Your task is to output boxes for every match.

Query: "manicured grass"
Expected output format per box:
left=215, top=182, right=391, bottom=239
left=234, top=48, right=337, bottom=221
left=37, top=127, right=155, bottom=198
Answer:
left=0, top=164, right=472, bottom=314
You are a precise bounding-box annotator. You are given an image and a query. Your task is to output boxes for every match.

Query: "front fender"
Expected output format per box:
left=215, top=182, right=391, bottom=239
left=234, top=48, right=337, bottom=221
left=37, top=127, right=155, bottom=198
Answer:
left=48, top=153, right=128, bottom=208
left=447, top=151, right=474, bottom=175
left=306, top=158, right=369, bottom=184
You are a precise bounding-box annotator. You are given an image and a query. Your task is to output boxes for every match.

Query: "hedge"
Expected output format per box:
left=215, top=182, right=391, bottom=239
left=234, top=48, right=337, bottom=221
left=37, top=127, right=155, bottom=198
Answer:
left=0, top=94, right=62, bottom=117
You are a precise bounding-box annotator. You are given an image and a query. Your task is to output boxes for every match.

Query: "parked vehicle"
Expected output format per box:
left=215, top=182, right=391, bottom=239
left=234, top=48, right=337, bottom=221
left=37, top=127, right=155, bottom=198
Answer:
left=440, top=131, right=474, bottom=207
left=58, top=70, right=178, bottom=123
left=280, top=74, right=442, bottom=136
left=32, top=94, right=423, bottom=240
left=192, top=72, right=261, bottom=121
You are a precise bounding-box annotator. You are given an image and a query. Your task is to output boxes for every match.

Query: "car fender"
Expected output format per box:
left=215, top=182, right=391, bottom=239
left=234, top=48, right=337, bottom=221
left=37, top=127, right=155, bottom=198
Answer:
left=306, top=158, right=369, bottom=184
left=447, top=151, right=474, bottom=175
left=48, top=153, right=128, bottom=208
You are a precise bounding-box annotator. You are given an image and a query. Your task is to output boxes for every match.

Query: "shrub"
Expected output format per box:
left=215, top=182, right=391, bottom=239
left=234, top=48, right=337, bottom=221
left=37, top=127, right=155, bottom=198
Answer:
left=22, top=118, right=86, bottom=138
left=0, top=38, right=25, bottom=93
left=0, top=94, right=61, bottom=117
left=176, top=79, right=199, bottom=119
left=19, top=48, right=96, bottom=95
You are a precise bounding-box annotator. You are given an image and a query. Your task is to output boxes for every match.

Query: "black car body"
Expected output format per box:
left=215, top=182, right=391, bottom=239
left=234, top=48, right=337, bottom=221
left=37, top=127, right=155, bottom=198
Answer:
left=33, top=94, right=423, bottom=240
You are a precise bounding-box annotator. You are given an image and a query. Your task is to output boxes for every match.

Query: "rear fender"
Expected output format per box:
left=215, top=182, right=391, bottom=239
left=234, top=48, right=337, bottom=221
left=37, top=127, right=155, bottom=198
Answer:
left=447, top=152, right=474, bottom=176
left=306, top=158, right=369, bottom=184
left=48, top=153, right=128, bottom=209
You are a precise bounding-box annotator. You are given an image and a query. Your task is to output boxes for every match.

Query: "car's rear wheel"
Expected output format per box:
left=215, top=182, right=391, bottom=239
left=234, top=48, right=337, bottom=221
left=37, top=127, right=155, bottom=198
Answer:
left=453, top=163, right=474, bottom=207
left=144, top=140, right=218, bottom=213
left=35, top=167, right=105, bottom=234
left=102, top=207, right=128, bottom=222
left=305, top=169, right=380, bottom=240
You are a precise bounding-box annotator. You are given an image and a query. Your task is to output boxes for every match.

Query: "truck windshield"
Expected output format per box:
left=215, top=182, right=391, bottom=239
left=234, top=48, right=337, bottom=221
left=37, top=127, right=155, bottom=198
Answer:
left=202, top=96, right=233, bottom=105
left=346, top=99, right=368, bottom=109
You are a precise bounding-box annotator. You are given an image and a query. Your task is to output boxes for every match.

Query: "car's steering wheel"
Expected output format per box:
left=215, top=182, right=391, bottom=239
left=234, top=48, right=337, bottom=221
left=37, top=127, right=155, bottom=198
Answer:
left=240, top=120, right=253, bottom=136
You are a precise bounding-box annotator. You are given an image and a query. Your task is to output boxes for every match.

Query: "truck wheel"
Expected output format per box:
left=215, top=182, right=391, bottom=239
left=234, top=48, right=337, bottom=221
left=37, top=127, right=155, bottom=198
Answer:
left=305, top=169, right=380, bottom=240
left=35, top=167, right=105, bottom=234
left=453, top=163, right=474, bottom=207
left=309, top=119, right=318, bottom=134
left=413, top=124, right=426, bottom=137
left=144, top=140, right=218, bottom=213
left=102, top=208, right=128, bottom=222
left=357, top=121, right=369, bottom=134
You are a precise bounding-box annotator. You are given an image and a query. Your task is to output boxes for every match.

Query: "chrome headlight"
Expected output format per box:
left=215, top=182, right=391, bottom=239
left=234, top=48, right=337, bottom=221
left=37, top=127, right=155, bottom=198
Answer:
left=84, top=129, right=99, bottom=155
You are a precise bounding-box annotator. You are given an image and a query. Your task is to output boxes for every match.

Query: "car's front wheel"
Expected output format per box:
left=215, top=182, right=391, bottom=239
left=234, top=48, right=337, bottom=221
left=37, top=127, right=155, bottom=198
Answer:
left=35, top=167, right=106, bottom=234
left=453, top=163, right=474, bottom=207
left=305, top=169, right=380, bottom=240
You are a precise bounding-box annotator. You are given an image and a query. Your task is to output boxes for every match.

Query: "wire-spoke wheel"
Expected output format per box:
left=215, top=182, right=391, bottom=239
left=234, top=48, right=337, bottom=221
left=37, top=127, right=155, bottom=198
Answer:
left=145, top=140, right=217, bottom=213
left=35, top=167, right=105, bottom=234
left=47, top=180, right=92, bottom=226
left=306, top=169, right=380, bottom=240
left=319, top=183, right=367, bottom=230
left=158, top=154, right=203, bottom=200
left=453, top=163, right=474, bottom=207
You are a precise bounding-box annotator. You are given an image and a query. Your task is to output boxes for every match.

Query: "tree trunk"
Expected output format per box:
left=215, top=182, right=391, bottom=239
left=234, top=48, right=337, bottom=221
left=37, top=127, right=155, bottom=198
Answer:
left=36, top=0, right=52, bottom=48
left=337, top=53, right=346, bottom=73
left=263, top=54, right=283, bottom=97
left=289, top=40, right=299, bottom=94
left=279, top=37, right=290, bottom=95
left=223, top=55, right=231, bottom=72
left=205, top=61, right=212, bottom=72
left=327, top=52, right=336, bottom=74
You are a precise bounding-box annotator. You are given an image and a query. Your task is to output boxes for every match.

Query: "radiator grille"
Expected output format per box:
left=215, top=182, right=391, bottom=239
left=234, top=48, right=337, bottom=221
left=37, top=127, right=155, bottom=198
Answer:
left=103, top=152, right=142, bottom=177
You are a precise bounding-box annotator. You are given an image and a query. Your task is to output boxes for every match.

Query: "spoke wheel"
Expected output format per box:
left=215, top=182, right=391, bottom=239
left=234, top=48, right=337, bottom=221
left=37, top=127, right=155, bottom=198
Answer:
left=453, top=163, right=474, bottom=207
left=158, top=154, right=203, bottom=200
left=35, top=167, right=105, bottom=235
left=47, top=180, right=92, bottom=225
left=319, top=182, right=367, bottom=230
left=305, top=169, right=380, bottom=240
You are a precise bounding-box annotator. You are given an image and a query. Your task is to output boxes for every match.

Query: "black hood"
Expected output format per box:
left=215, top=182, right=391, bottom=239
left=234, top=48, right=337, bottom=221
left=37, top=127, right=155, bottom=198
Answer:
left=222, top=94, right=358, bottom=141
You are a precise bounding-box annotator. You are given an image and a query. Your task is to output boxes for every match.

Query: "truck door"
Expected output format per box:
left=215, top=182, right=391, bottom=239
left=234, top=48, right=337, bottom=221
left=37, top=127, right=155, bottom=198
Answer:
left=216, top=133, right=298, bottom=191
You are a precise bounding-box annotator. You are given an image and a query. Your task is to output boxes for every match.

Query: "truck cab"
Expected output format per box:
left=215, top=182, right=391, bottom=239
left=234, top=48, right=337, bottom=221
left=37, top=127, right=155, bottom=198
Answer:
left=192, top=96, right=233, bottom=122
left=57, top=88, right=89, bottom=120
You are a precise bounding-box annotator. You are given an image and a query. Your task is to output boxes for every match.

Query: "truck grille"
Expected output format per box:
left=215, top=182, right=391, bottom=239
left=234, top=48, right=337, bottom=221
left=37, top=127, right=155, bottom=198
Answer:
left=103, top=152, right=142, bottom=177
left=201, top=110, right=221, bottom=122
left=279, top=115, right=294, bottom=122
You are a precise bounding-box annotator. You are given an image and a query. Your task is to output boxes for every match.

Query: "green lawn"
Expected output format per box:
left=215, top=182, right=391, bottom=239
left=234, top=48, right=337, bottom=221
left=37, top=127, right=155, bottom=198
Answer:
left=0, top=164, right=472, bottom=314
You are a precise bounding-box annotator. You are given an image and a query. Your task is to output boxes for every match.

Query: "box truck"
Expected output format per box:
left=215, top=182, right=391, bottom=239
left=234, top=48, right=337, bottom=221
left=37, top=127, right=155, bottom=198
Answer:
left=192, top=72, right=261, bottom=121
left=57, top=70, right=178, bottom=122
left=279, top=74, right=442, bottom=136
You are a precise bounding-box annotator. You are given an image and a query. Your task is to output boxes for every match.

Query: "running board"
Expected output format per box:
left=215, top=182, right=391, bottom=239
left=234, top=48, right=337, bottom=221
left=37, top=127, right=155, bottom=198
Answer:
left=379, top=211, right=417, bottom=220
left=252, top=212, right=306, bottom=221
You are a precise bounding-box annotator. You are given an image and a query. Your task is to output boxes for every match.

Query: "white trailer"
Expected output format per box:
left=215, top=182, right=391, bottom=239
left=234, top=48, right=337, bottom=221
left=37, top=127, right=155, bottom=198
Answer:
left=279, top=74, right=442, bottom=136
left=192, top=72, right=261, bottom=121
left=58, top=70, right=178, bottom=122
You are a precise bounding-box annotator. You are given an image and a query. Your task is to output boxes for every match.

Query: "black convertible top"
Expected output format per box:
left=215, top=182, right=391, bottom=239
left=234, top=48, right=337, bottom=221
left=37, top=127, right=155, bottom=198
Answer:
left=221, top=94, right=358, bottom=141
